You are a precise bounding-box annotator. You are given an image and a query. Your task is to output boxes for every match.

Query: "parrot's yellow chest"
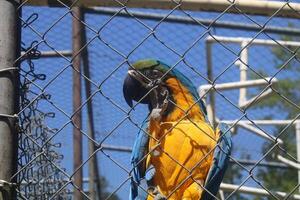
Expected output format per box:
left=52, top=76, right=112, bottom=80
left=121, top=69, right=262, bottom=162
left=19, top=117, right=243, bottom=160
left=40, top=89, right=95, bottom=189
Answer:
left=145, top=76, right=218, bottom=199
left=147, top=120, right=218, bottom=200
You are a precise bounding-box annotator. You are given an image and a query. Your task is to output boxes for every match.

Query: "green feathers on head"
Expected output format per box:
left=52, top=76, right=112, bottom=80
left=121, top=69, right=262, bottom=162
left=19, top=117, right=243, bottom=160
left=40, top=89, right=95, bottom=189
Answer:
left=132, top=59, right=160, bottom=70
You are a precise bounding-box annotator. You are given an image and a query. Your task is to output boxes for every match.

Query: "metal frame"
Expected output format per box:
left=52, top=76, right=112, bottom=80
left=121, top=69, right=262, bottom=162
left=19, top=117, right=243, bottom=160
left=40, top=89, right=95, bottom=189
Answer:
left=86, top=7, right=300, bottom=36
left=220, top=183, right=300, bottom=199
left=202, top=35, right=300, bottom=197
left=206, top=35, right=300, bottom=47
left=25, top=0, right=300, bottom=18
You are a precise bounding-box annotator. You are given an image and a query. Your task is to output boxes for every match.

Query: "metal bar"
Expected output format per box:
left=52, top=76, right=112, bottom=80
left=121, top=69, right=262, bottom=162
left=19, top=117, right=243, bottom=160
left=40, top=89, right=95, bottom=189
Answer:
left=238, top=122, right=283, bottom=144
left=199, top=77, right=278, bottom=92
left=101, top=144, right=132, bottom=153
left=72, top=5, right=83, bottom=200
left=21, top=50, right=72, bottom=58
left=296, top=122, right=300, bottom=192
left=0, top=0, right=20, bottom=199
left=207, top=35, right=300, bottom=47
left=27, top=0, right=300, bottom=18
left=86, top=7, right=300, bottom=36
left=221, top=119, right=300, bottom=125
left=205, top=42, right=216, bottom=127
left=239, top=88, right=273, bottom=109
left=81, top=12, right=102, bottom=199
left=219, top=190, right=225, bottom=200
left=277, top=155, right=300, bottom=170
left=220, top=183, right=300, bottom=199
left=238, top=41, right=248, bottom=107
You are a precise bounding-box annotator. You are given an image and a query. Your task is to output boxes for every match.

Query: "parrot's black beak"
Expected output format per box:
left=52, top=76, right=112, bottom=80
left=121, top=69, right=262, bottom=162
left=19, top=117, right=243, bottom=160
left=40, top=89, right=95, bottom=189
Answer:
left=123, top=71, right=150, bottom=108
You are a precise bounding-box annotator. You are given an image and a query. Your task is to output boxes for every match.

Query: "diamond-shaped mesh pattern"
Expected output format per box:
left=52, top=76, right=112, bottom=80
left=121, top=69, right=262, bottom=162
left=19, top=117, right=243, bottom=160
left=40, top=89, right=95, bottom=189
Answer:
left=0, top=0, right=299, bottom=199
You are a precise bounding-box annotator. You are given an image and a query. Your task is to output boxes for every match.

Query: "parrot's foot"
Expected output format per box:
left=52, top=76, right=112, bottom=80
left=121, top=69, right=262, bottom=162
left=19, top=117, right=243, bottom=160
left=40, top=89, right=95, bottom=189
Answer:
left=154, top=194, right=166, bottom=200
left=150, top=108, right=163, bottom=121
left=148, top=186, right=166, bottom=200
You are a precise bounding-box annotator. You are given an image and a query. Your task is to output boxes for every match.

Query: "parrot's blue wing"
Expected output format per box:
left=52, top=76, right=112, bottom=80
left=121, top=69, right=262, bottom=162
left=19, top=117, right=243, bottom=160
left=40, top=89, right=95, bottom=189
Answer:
left=129, top=118, right=150, bottom=200
left=201, top=123, right=232, bottom=200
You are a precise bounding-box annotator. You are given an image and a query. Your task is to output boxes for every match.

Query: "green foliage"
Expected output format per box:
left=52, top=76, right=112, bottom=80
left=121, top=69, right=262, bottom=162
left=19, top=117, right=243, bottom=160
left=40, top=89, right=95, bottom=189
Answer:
left=250, top=78, right=300, bottom=117
left=233, top=26, right=300, bottom=199
left=251, top=30, right=300, bottom=199
left=253, top=126, right=298, bottom=200
left=222, top=153, right=250, bottom=200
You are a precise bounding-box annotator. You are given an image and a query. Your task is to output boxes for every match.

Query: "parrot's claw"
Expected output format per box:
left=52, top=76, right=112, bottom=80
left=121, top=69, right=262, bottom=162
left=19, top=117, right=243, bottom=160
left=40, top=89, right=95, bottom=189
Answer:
left=148, top=187, right=167, bottom=200
left=154, top=194, right=167, bottom=200
left=150, top=108, right=163, bottom=121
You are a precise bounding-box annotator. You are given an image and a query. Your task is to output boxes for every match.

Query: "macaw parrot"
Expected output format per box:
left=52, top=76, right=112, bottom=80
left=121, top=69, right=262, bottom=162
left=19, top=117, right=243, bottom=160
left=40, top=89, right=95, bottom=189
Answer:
left=123, top=59, right=232, bottom=200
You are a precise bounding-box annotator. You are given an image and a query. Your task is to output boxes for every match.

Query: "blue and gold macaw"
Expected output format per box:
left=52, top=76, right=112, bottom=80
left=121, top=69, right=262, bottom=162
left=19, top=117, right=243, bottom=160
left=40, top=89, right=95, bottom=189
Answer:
left=123, top=59, right=232, bottom=200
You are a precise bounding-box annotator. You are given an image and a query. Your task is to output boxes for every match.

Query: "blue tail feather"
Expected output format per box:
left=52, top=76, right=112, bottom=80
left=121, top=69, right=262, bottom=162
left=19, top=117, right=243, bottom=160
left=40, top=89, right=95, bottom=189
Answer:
left=201, top=123, right=232, bottom=200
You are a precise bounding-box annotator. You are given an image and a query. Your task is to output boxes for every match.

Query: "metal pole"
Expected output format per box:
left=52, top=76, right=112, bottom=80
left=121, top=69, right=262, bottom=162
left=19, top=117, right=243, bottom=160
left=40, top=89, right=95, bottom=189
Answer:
left=207, top=35, right=300, bottom=47
left=238, top=122, right=283, bottom=144
left=277, top=155, right=300, bottom=170
left=296, top=121, right=300, bottom=192
left=26, top=0, right=300, bottom=18
left=199, top=77, right=278, bottom=91
left=239, top=88, right=273, bottom=109
left=0, top=0, right=20, bottom=199
left=221, top=119, right=299, bottom=126
left=72, top=5, right=83, bottom=200
left=81, top=13, right=102, bottom=199
left=86, top=7, right=300, bottom=37
left=239, top=41, right=248, bottom=107
left=205, top=41, right=216, bottom=127
left=220, top=183, right=300, bottom=199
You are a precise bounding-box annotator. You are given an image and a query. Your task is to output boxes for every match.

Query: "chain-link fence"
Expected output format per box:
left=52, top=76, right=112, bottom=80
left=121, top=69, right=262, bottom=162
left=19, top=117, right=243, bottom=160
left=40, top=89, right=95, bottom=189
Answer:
left=0, top=0, right=300, bottom=199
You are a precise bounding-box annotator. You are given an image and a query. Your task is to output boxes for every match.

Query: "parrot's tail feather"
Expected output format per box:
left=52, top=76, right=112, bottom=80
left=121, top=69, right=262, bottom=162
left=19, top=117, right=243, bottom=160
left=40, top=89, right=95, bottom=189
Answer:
left=200, top=122, right=232, bottom=200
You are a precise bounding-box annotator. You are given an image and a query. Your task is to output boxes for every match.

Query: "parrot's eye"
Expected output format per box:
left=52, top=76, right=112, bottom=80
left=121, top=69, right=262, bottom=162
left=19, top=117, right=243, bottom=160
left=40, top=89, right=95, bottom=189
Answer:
left=152, top=70, right=161, bottom=78
left=143, top=70, right=151, bottom=77
left=143, top=69, right=163, bottom=80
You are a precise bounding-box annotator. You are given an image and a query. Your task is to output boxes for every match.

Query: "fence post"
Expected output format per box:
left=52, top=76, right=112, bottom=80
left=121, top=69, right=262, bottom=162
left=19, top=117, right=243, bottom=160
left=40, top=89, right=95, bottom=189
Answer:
left=0, top=0, right=20, bottom=199
left=81, top=13, right=102, bottom=199
left=296, top=121, right=300, bottom=192
left=72, top=5, right=83, bottom=200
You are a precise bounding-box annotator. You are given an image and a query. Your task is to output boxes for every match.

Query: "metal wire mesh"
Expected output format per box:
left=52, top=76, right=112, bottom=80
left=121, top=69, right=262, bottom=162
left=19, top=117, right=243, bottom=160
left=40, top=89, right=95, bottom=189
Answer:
left=3, top=0, right=300, bottom=199
left=17, top=15, right=71, bottom=199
